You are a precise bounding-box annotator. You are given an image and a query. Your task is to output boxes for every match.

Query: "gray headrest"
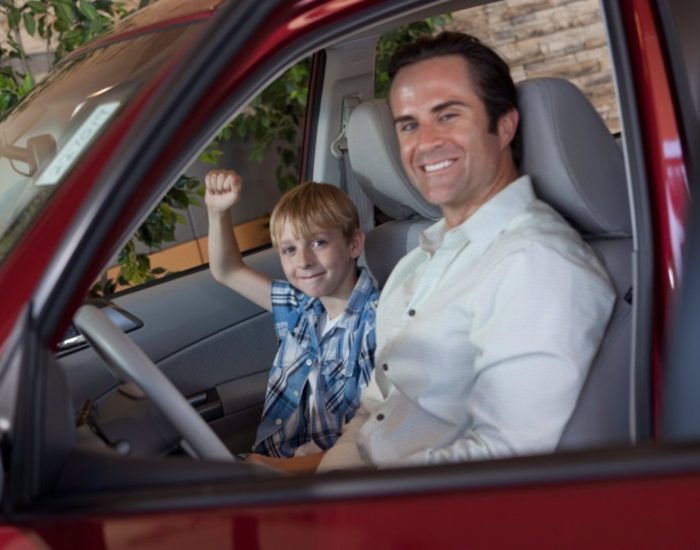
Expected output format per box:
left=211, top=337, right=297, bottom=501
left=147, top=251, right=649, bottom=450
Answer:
left=518, top=78, right=631, bottom=236
left=346, top=99, right=441, bottom=221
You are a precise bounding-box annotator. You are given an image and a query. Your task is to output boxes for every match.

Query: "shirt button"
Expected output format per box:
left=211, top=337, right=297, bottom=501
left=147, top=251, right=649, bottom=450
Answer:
left=382, top=363, right=388, bottom=371
left=305, top=359, right=313, bottom=366
left=275, top=418, right=283, bottom=426
left=376, top=414, right=385, bottom=421
left=293, top=390, right=300, bottom=397
left=407, top=309, right=416, bottom=317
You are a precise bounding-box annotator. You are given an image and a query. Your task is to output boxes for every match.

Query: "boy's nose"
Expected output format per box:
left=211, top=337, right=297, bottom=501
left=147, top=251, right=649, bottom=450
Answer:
left=297, top=248, right=313, bottom=268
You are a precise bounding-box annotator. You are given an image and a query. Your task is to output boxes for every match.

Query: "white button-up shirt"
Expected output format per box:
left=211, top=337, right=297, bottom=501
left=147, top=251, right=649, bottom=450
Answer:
left=320, top=176, right=615, bottom=470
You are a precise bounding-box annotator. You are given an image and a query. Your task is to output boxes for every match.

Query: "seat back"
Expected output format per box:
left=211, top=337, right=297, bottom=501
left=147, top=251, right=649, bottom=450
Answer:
left=346, top=99, right=439, bottom=288
left=346, top=77, right=633, bottom=450
left=518, top=78, right=633, bottom=449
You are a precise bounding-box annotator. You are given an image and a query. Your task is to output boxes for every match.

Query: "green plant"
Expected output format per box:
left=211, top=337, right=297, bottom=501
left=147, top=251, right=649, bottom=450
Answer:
left=0, top=6, right=450, bottom=296
left=225, top=60, right=310, bottom=194
left=0, top=1, right=132, bottom=112
left=0, top=1, right=208, bottom=296
left=216, top=16, right=450, bottom=194
left=104, top=14, right=450, bottom=294
left=90, top=175, right=205, bottom=296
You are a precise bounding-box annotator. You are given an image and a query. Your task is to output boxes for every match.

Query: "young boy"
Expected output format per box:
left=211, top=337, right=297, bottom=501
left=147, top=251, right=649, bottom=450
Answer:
left=205, top=170, right=379, bottom=459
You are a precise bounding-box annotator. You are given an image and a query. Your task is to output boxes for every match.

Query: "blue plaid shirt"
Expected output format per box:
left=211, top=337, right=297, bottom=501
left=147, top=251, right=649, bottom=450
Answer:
left=253, top=268, right=379, bottom=458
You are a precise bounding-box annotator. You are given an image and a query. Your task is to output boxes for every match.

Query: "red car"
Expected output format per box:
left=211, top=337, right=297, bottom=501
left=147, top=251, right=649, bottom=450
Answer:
left=1, top=0, right=699, bottom=547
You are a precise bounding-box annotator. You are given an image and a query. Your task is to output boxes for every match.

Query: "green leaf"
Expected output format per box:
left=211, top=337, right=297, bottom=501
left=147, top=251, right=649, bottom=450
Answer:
left=22, top=12, right=37, bottom=35
left=18, top=73, right=34, bottom=96
left=78, top=0, right=98, bottom=20
left=7, top=7, right=21, bottom=28
left=26, top=1, right=48, bottom=13
left=53, top=1, right=75, bottom=27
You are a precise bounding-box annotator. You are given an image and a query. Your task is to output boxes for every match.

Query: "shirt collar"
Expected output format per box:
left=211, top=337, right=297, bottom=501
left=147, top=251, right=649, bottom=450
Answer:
left=419, top=175, right=536, bottom=255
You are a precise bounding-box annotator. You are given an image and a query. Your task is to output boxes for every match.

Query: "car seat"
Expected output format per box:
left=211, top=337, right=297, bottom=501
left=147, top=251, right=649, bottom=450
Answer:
left=345, top=77, right=633, bottom=451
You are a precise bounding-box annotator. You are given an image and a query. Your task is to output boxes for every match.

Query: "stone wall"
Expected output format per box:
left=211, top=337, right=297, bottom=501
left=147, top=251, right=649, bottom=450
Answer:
left=449, top=0, right=619, bottom=132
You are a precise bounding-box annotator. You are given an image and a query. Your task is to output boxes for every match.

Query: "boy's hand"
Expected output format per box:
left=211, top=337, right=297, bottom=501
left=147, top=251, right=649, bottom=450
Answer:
left=243, top=452, right=325, bottom=474
left=205, top=169, right=242, bottom=214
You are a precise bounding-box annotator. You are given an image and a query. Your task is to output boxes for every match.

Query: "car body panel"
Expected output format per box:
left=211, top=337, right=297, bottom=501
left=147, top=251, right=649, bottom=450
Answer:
left=619, top=0, right=690, bottom=432
left=1, top=0, right=700, bottom=546
left=15, top=450, right=700, bottom=548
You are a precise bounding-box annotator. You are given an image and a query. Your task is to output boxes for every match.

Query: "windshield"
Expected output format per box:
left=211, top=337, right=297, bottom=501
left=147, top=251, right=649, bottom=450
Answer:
left=0, top=24, right=203, bottom=263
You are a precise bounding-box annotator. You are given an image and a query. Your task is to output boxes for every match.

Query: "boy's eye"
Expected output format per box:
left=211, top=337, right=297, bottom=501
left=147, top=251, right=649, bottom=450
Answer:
left=311, top=240, right=326, bottom=249
left=281, top=246, right=295, bottom=255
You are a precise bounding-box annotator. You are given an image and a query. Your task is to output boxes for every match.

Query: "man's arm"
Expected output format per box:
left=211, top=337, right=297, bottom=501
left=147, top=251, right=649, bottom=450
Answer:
left=397, top=244, right=616, bottom=467
left=205, top=170, right=272, bottom=311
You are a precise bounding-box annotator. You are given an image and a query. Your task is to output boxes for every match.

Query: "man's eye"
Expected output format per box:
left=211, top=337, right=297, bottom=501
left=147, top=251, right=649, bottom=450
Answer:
left=398, top=121, right=417, bottom=133
left=439, top=112, right=457, bottom=122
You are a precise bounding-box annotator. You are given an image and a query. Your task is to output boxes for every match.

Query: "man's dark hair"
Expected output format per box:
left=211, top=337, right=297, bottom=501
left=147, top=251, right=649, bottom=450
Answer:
left=388, top=31, right=521, bottom=166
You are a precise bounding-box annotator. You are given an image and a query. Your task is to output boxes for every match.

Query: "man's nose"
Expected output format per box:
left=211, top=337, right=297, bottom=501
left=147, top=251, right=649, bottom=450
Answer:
left=415, top=122, right=443, bottom=151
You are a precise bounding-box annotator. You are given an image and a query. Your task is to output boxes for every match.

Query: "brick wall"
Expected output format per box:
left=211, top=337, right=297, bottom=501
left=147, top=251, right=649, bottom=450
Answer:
left=449, top=0, right=619, bottom=132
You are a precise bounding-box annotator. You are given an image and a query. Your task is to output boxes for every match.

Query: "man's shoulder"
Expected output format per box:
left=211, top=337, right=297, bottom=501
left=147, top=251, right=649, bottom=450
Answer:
left=503, top=199, right=587, bottom=251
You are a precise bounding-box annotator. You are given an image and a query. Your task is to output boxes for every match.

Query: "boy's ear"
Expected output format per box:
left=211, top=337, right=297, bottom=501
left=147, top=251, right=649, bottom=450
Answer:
left=349, top=229, right=365, bottom=259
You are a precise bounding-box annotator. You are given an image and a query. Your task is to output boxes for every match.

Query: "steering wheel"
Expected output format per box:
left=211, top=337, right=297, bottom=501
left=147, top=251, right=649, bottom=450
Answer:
left=74, top=304, right=235, bottom=462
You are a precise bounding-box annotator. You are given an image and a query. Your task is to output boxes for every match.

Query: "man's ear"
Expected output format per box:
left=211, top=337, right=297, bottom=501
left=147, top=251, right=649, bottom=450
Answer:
left=349, top=229, right=365, bottom=259
left=498, top=108, right=519, bottom=150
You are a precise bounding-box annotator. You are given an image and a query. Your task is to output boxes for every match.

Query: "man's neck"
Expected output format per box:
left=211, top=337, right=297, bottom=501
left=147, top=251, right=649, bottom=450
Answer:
left=444, top=168, right=520, bottom=229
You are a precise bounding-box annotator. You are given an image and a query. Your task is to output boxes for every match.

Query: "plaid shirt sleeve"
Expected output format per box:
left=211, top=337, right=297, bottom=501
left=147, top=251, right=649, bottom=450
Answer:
left=270, top=279, right=306, bottom=341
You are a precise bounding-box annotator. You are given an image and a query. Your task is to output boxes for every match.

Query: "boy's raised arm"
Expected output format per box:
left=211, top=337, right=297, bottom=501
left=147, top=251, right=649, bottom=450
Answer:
left=205, top=170, right=273, bottom=311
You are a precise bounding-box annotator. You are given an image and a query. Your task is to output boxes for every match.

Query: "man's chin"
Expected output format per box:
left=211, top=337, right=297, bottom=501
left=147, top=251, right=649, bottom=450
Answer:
left=414, top=181, right=454, bottom=205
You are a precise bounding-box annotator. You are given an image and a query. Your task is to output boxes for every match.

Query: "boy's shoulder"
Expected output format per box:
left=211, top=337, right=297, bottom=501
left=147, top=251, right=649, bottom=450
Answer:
left=271, top=278, right=311, bottom=310
left=348, top=268, right=380, bottom=309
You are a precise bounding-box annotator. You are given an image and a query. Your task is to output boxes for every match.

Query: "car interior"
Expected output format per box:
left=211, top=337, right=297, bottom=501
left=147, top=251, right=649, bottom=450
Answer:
left=16, top=0, right=666, bottom=508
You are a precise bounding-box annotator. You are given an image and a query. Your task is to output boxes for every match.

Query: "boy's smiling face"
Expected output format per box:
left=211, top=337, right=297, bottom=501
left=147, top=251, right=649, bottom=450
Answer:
left=277, top=222, right=363, bottom=315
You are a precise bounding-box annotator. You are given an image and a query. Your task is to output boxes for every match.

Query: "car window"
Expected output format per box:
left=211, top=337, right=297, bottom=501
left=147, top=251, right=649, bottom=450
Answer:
left=94, top=58, right=311, bottom=297
left=0, top=25, right=202, bottom=265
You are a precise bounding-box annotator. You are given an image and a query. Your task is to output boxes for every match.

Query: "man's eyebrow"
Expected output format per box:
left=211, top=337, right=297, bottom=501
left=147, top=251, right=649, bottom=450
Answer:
left=393, top=114, right=415, bottom=126
left=393, top=100, right=468, bottom=125
left=431, top=100, right=467, bottom=113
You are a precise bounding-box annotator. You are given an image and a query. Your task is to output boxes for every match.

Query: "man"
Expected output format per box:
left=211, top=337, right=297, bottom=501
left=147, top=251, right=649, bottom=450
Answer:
left=253, top=31, right=615, bottom=472
left=317, top=31, right=615, bottom=470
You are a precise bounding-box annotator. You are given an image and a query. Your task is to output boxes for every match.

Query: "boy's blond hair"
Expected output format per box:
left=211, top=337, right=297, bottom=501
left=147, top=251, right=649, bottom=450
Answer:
left=269, top=182, right=360, bottom=247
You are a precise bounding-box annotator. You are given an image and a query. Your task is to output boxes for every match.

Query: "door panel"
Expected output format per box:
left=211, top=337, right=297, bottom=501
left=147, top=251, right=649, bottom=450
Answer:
left=58, top=247, right=283, bottom=451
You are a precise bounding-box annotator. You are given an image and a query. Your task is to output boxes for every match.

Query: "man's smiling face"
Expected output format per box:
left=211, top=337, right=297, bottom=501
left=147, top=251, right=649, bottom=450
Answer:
left=390, top=54, right=517, bottom=227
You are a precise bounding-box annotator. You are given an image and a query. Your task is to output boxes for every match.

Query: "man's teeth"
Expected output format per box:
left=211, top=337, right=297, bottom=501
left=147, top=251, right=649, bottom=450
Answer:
left=424, top=160, right=453, bottom=173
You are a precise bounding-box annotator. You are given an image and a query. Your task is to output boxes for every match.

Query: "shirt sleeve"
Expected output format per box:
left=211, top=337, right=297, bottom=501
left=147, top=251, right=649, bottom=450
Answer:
left=399, top=243, right=616, bottom=466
